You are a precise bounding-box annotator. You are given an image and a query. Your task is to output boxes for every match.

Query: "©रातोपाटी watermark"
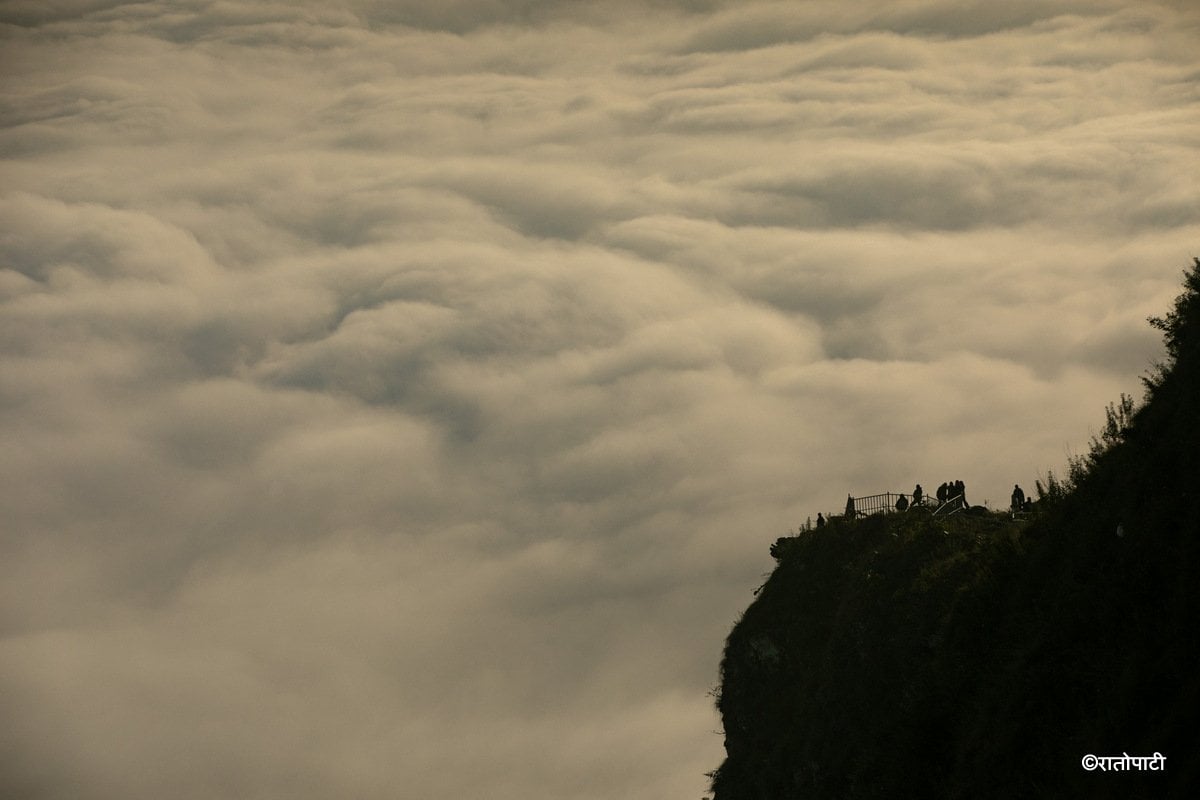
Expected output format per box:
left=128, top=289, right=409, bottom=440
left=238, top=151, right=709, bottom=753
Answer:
left=1081, top=752, right=1165, bottom=771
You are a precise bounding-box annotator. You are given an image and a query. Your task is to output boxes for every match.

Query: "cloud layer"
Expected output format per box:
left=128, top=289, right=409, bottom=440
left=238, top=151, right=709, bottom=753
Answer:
left=2, top=2, right=1198, bottom=797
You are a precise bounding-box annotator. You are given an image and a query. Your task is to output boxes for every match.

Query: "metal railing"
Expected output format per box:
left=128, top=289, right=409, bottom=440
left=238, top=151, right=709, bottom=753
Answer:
left=840, top=492, right=964, bottom=519
left=846, top=492, right=908, bottom=518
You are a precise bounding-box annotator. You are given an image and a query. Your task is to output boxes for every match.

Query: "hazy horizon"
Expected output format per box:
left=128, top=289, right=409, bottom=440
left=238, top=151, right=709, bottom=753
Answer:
left=2, top=2, right=1198, bottom=797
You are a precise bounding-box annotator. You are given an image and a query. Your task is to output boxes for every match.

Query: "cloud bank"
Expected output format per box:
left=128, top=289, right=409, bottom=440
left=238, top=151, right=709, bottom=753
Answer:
left=2, top=1, right=1198, bottom=797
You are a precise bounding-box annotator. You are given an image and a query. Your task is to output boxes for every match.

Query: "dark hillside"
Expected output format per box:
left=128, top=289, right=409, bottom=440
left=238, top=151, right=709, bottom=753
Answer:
left=710, top=259, right=1200, bottom=799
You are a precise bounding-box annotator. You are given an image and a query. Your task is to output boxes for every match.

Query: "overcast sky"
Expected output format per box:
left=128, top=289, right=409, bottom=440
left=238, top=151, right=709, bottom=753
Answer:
left=1, top=1, right=1198, bottom=798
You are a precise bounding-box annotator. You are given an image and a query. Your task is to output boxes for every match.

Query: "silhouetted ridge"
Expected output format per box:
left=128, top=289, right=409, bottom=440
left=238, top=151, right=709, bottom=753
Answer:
left=709, top=258, right=1200, bottom=799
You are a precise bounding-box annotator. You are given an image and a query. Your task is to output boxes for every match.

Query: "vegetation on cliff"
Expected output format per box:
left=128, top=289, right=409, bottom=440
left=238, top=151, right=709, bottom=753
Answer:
left=710, top=259, right=1200, bottom=799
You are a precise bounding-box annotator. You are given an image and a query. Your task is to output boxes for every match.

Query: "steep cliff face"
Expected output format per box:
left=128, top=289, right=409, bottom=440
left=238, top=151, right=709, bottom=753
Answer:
left=711, top=260, right=1200, bottom=799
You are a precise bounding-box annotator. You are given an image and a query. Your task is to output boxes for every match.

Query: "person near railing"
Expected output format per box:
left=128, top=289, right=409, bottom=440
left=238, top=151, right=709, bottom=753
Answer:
left=912, top=484, right=924, bottom=506
left=895, top=494, right=909, bottom=512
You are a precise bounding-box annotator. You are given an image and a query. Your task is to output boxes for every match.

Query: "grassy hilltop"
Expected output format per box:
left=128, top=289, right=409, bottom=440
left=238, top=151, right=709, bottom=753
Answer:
left=710, top=260, right=1200, bottom=799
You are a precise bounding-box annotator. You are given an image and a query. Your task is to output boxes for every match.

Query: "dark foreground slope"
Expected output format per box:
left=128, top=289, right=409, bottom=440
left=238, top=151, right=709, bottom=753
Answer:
left=711, top=260, right=1200, bottom=799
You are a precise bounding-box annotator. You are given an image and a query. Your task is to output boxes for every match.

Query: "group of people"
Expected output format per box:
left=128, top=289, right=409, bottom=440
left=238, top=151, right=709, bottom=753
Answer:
left=935, top=480, right=968, bottom=509
left=812, top=479, right=1031, bottom=529
left=892, top=481, right=967, bottom=511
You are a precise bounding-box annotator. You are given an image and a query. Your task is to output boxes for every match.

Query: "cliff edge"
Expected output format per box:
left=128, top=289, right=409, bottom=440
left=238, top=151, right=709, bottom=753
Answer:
left=710, top=259, right=1200, bottom=799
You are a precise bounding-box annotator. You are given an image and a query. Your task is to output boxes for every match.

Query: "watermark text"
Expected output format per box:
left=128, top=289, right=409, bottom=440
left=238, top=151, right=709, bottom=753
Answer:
left=1081, top=753, right=1165, bottom=772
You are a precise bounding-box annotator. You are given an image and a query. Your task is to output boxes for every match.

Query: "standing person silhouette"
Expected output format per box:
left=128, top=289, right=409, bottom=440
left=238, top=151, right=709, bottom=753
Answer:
left=1011, top=484, right=1026, bottom=513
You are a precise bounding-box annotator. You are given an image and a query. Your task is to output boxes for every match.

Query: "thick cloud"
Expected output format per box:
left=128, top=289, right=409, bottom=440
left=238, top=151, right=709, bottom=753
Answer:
left=2, top=1, right=1198, bottom=798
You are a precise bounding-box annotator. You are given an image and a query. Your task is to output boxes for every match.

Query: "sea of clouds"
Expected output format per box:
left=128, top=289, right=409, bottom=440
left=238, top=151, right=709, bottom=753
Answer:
left=2, top=1, right=1198, bottom=797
